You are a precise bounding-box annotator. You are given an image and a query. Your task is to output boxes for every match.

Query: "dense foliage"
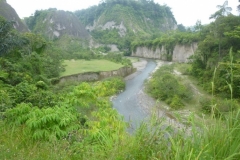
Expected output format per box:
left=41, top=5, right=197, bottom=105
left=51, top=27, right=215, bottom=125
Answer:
left=190, top=14, right=240, bottom=99
left=75, top=0, right=176, bottom=28
left=147, top=65, right=192, bottom=109
left=75, top=0, right=177, bottom=55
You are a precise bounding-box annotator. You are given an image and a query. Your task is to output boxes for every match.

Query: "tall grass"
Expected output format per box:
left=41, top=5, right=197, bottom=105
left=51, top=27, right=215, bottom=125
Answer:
left=1, top=110, right=240, bottom=159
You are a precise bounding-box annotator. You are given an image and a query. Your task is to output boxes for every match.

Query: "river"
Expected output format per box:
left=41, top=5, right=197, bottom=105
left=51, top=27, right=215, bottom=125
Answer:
left=112, top=59, right=157, bottom=132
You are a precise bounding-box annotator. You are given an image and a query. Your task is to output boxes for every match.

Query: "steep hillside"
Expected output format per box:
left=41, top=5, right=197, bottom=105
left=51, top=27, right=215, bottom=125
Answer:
left=74, top=0, right=177, bottom=53
left=0, top=0, right=28, bottom=32
left=24, top=9, right=90, bottom=40
left=75, top=0, right=177, bottom=35
left=131, top=31, right=199, bottom=61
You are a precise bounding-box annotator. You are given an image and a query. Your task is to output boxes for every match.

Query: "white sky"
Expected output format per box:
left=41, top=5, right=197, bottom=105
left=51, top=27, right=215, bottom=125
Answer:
left=6, top=0, right=240, bottom=26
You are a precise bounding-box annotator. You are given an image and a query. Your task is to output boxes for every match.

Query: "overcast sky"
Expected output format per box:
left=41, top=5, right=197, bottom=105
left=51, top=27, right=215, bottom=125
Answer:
left=7, top=0, right=239, bottom=26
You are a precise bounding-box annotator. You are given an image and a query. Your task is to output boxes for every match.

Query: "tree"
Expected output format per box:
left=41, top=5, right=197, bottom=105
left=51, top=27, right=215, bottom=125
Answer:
left=209, top=1, right=232, bottom=58
left=22, top=33, right=47, bottom=54
left=0, top=16, right=16, bottom=55
left=210, top=0, right=232, bottom=19
left=177, top=24, right=186, bottom=32
left=194, top=20, right=203, bottom=32
left=238, top=0, right=240, bottom=15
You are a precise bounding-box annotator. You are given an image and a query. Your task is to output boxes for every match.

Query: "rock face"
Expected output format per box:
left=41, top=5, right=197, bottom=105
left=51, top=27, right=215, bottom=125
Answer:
left=76, top=1, right=178, bottom=38
left=43, top=10, right=89, bottom=39
left=0, top=0, right=28, bottom=32
left=87, top=21, right=127, bottom=37
left=132, top=43, right=198, bottom=62
left=172, top=43, right=198, bottom=62
left=132, top=46, right=167, bottom=60
left=59, top=66, right=134, bottom=84
left=25, top=9, right=90, bottom=40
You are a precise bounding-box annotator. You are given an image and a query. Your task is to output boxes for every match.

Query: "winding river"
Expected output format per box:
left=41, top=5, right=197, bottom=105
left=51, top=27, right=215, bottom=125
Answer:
left=112, top=60, right=157, bottom=132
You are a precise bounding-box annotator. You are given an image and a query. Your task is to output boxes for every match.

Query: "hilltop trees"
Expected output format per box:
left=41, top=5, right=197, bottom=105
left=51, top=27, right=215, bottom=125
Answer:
left=210, top=0, right=232, bottom=19
left=75, top=0, right=177, bottom=54
left=0, top=16, right=26, bottom=55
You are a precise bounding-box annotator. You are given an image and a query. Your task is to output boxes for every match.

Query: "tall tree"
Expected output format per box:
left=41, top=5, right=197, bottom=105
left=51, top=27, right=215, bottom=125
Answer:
left=210, top=0, right=232, bottom=19
left=209, top=0, right=232, bottom=58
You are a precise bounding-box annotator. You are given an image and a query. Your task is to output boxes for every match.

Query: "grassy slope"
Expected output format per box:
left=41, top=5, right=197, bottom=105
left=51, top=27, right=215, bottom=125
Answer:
left=60, top=59, right=124, bottom=77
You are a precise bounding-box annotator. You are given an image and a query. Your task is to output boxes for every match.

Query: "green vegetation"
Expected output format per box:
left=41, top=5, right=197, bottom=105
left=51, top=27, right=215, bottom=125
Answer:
left=24, top=8, right=89, bottom=40
left=75, top=0, right=177, bottom=55
left=147, top=65, right=192, bottom=109
left=61, top=59, right=124, bottom=76
left=1, top=0, right=240, bottom=159
left=75, top=0, right=176, bottom=31
left=190, top=13, right=240, bottom=99
left=2, top=103, right=240, bottom=159
left=131, top=30, right=199, bottom=60
left=51, top=35, right=92, bottom=60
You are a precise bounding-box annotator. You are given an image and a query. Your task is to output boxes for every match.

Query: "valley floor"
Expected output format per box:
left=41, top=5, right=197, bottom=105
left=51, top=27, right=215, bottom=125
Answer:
left=124, top=58, right=218, bottom=134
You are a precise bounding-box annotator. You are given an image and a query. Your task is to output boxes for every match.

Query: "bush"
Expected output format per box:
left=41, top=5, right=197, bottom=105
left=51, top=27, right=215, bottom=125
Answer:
left=0, top=90, right=13, bottom=112
left=200, top=97, right=213, bottom=114
left=170, top=95, right=184, bottom=109
left=5, top=103, right=80, bottom=141
left=36, top=81, right=48, bottom=90
left=147, top=65, right=192, bottom=110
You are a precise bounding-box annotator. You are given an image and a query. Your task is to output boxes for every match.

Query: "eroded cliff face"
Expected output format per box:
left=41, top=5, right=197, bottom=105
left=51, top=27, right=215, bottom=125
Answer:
left=0, top=0, right=28, bottom=32
left=132, top=43, right=198, bottom=62
left=59, top=66, right=134, bottom=84
left=86, top=20, right=127, bottom=37
left=132, top=46, right=167, bottom=60
left=42, top=10, right=90, bottom=40
left=172, top=43, right=198, bottom=62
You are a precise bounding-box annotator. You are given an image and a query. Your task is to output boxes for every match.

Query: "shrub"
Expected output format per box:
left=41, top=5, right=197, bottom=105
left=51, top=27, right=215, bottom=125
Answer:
left=170, top=95, right=184, bottom=109
left=147, top=65, right=192, bottom=109
left=36, top=81, right=48, bottom=90
left=5, top=103, right=80, bottom=141
left=200, top=97, right=213, bottom=114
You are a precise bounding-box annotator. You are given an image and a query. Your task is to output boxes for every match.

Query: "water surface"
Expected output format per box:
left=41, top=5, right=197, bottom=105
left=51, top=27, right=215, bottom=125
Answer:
left=112, top=60, right=156, bottom=131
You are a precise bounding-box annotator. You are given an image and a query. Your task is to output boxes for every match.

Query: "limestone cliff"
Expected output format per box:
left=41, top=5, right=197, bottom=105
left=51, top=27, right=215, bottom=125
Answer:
left=132, top=43, right=198, bottom=62
left=76, top=2, right=177, bottom=36
left=172, top=43, right=198, bottom=62
left=132, top=46, right=167, bottom=60
left=0, top=0, right=28, bottom=32
left=25, top=9, right=90, bottom=40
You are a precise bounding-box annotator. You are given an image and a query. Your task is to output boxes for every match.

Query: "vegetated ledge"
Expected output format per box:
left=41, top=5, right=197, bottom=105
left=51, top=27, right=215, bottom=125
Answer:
left=131, top=43, right=198, bottom=63
left=59, top=66, right=135, bottom=83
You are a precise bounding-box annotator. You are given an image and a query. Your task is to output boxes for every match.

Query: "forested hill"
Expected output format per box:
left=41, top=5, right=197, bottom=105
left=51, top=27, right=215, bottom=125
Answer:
left=0, top=0, right=28, bottom=32
left=75, top=0, right=177, bottom=34
left=24, top=9, right=90, bottom=40
left=74, top=0, right=177, bottom=52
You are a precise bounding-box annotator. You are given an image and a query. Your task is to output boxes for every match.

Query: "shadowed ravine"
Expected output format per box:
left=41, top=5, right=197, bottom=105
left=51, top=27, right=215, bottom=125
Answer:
left=112, top=60, right=157, bottom=132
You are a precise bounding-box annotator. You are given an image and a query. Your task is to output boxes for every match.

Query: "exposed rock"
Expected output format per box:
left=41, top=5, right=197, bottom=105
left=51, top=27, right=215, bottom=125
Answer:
left=59, top=66, right=134, bottom=84
left=26, top=9, right=89, bottom=40
left=132, top=46, right=168, bottom=60
left=107, top=44, right=119, bottom=52
left=161, top=17, right=178, bottom=31
left=86, top=20, right=127, bottom=37
left=132, top=43, right=198, bottom=63
left=0, top=0, right=29, bottom=32
left=172, top=43, right=198, bottom=62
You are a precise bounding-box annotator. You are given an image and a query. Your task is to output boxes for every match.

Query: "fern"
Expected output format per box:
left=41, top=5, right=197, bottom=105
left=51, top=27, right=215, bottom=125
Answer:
left=5, top=103, right=80, bottom=141
left=5, top=103, right=32, bottom=125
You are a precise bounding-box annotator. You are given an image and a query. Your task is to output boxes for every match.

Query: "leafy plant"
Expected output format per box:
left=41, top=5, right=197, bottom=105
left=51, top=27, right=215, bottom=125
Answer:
left=147, top=65, right=192, bottom=109
left=5, top=103, right=80, bottom=141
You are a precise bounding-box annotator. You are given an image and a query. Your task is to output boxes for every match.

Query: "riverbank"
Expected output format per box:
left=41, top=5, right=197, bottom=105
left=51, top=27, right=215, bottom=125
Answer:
left=124, top=59, right=191, bottom=132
